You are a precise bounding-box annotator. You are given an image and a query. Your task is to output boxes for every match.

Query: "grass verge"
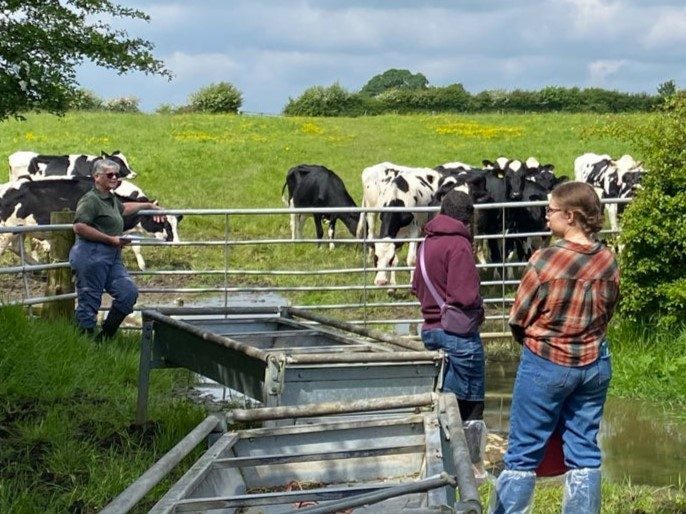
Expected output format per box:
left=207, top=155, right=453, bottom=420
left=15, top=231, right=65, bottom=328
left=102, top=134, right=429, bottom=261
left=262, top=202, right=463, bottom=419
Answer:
left=1, top=306, right=686, bottom=512
left=0, top=306, right=206, bottom=513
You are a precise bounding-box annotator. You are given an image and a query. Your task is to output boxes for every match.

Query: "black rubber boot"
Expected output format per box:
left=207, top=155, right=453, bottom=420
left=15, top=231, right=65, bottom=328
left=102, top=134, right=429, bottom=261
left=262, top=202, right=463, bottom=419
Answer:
left=95, top=307, right=128, bottom=342
left=79, top=326, right=95, bottom=337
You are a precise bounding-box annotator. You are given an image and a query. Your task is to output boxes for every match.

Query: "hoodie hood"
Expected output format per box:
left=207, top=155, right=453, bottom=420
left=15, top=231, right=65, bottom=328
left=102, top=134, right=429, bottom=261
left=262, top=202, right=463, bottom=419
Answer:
left=423, top=214, right=472, bottom=241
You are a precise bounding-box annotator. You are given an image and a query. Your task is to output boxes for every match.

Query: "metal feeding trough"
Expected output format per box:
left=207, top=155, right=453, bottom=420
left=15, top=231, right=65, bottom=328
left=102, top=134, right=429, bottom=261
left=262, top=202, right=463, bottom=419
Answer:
left=104, top=393, right=482, bottom=514
left=135, top=307, right=444, bottom=425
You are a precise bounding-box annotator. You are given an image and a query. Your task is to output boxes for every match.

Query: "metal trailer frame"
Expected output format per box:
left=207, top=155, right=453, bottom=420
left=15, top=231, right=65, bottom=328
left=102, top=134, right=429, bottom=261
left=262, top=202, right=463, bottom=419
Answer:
left=136, top=307, right=444, bottom=425
left=103, top=393, right=481, bottom=514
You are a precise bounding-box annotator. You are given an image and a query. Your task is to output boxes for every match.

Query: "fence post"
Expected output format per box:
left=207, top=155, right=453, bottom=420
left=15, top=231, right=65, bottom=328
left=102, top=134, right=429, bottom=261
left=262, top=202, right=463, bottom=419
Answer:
left=43, top=210, right=75, bottom=320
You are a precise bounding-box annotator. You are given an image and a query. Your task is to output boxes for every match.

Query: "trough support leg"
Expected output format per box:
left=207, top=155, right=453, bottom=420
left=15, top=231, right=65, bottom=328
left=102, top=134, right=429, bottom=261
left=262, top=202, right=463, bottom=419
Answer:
left=135, top=320, right=154, bottom=426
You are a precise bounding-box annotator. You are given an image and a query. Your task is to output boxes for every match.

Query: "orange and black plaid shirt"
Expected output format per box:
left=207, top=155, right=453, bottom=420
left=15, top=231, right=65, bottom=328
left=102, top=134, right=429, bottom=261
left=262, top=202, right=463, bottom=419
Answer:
left=509, top=240, right=620, bottom=367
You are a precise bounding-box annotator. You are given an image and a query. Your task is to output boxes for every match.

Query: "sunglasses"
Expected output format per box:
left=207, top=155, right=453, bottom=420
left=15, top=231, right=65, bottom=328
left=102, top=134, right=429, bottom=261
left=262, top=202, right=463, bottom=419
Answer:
left=545, top=206, right=563, bottom=215
left=104, top=172, right=120, bottom=179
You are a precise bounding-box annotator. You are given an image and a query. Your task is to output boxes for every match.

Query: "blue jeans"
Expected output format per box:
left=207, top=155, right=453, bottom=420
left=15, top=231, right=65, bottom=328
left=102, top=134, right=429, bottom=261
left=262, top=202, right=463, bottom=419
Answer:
left=504, top=342, right=612, bottom=471
left=69, top=240, right=138, bottom=330
left=421, top=329, right=485, bottom=401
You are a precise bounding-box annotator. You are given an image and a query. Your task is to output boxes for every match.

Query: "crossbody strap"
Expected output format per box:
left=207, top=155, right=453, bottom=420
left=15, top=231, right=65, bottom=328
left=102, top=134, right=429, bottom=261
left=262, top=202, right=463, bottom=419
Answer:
left=418, top=243, right=446, bottom=308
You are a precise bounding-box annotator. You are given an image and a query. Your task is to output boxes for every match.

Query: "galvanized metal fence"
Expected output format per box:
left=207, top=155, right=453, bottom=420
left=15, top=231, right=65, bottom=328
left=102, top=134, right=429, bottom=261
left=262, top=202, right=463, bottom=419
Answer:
left=0, top=198, right=627, bottom=338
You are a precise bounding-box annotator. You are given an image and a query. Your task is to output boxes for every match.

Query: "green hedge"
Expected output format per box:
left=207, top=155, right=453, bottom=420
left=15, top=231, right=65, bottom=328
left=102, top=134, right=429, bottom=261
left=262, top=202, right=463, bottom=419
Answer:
left=619, top=93, right=686, bottom=327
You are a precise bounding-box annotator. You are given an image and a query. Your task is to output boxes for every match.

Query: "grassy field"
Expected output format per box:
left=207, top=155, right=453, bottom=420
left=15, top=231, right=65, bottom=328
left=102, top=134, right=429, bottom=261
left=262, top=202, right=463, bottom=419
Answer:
left=0, top=111, right=654, bottom=315
left=0, top=111, right=652, bottom=208
left=2, top=112, right=686, bottom=512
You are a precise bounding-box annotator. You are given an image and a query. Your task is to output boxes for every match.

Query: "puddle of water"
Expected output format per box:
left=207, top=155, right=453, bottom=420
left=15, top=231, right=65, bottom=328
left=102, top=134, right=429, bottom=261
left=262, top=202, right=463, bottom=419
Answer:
left=155, top=291, right=288, bottom=309
left=484, top=360, right=686, bottom=487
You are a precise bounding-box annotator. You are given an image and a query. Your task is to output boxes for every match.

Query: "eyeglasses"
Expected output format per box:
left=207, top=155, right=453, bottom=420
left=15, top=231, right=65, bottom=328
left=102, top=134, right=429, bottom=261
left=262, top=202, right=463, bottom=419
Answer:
left=104, top=172, right=120, bottom=179
left=545, top=206, right=563, bottom=215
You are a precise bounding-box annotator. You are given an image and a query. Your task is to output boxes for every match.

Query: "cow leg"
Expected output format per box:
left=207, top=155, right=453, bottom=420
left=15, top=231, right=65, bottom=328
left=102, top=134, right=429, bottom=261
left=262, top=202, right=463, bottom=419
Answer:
left=289, top=199, right=299, bottom=240
left=488, top=239, right=503, bottom=281
left=0, top=233, right=16, bottom=259
left=327, top=219, right=336, bottom=251
left=607, top=203, right=619, bottom=232
left=313, top=215, right=324, bottom=247
left=7, top=234, right=40, bottom=265
left=130, top=244, right=146, bottom=271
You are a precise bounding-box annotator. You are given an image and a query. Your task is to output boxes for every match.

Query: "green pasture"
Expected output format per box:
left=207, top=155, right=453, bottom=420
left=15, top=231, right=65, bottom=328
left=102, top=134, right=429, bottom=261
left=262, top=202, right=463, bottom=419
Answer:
left=0, top=111, right=652, bottom=207
left=2, top=112, right=686, bottom=511
left=0, top=111, right=652, bottom=317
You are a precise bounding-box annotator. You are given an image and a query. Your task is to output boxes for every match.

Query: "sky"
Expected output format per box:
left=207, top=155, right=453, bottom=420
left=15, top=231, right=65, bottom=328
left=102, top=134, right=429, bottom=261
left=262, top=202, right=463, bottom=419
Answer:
left=76, top=0, right=686, bottom=114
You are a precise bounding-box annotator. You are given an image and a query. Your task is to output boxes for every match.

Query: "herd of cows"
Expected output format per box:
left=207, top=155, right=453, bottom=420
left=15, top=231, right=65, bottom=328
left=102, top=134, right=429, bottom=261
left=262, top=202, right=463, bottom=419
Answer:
left=1, top=151, right=181, bottom=270
left=282, top=154, right=646, bottom=286
left=0, top=150, right=645, bottom=287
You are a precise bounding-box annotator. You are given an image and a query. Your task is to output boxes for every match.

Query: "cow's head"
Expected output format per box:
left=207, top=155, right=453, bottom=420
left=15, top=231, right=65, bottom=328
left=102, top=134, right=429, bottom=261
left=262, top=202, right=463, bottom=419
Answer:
left=102, top=150, right=137, bottom=179
left=505, top=160, right=525, bottom=200
left=140, top=213, right=183, bottom=242
left=618, top=171, right=645, bottom=199
left=525, top=163, right=562, bottom=192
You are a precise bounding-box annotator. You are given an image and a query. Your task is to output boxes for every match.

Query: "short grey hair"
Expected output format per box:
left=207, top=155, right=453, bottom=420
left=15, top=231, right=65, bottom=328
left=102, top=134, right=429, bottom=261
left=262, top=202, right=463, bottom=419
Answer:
left=92, top=159, right=120, bottom=177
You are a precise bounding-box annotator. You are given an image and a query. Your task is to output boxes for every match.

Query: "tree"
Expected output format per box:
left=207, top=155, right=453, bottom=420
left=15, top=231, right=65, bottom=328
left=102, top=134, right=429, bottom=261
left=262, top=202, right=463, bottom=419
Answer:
left=0, top=0, right=171, bottom=120
left=657, top=79, right=677, bottom=98
left=283, top=83, right=353, bottom=116
left=188, top=82, right=243, bottom=113
left=360, top=69, right=428, bottom=97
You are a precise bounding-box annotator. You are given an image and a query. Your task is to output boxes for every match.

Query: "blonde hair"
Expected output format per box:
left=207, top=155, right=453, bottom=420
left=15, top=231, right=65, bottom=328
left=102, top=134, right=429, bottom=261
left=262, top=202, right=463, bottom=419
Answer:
left=551, top=182, right=604, bottom=235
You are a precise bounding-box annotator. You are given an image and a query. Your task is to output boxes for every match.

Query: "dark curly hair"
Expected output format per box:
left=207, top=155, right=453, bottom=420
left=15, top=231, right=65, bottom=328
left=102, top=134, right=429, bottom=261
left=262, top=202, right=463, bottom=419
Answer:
left=440, top=189, right=474, bottom=225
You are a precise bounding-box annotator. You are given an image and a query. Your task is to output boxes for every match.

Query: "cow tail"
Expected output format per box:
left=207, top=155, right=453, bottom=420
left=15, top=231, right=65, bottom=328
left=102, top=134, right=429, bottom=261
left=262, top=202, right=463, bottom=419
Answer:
left=281, top=181, right=289, bottom=207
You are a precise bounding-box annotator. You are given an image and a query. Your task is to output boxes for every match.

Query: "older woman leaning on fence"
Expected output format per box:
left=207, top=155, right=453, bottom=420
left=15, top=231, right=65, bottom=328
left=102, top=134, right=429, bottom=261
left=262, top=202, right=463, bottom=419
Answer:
left=69, top=159, right=164, bottom=341
left=490, top=181, right=620, bottom=514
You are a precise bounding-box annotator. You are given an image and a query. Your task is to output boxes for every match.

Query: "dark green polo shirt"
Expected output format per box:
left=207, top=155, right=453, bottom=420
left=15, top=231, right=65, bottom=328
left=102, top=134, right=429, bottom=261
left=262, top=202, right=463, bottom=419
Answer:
left=74, top=188, right=125, bottom=240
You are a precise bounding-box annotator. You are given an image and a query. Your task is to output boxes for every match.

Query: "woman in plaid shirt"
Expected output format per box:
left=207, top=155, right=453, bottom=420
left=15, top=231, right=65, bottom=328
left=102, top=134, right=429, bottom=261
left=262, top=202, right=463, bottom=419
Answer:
left=491, top=182, right=620, bottom=514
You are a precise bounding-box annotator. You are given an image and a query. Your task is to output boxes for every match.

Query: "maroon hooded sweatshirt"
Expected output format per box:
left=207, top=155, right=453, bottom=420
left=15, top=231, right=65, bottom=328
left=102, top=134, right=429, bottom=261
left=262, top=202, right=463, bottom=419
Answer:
left=412, top=214, right=483, bottom=331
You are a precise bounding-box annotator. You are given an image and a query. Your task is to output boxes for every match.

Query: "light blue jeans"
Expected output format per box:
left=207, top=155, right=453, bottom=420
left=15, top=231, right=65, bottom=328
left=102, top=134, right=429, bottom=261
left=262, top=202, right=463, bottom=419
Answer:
left=489, top=342, right=611, bottom=514
left=505, top=342, right=611, bottom=470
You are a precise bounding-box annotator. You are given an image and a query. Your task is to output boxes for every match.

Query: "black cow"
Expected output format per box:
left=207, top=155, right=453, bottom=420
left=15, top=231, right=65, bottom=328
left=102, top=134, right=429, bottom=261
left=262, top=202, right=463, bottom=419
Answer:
left=282, top=164, right=359, bottom=250
left=0, top=177, right=179, bottom=269
left=18, top=151, right=137, bottom=181
left=506, top=179, right=550, bottom=263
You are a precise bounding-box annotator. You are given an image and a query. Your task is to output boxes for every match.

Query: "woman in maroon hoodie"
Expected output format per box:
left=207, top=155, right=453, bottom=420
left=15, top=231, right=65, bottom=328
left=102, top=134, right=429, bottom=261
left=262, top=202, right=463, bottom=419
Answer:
left=412, top=190, right=485, bottom=421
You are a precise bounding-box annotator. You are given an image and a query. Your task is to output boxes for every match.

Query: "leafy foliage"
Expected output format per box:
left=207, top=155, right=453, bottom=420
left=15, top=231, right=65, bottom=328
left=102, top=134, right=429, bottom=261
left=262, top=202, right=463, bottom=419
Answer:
left=187, top=82, right=243, bottom=113
left=360, top=68, right=429, bottom=97
left=0, top=0, right=170, bottom=120
left=101, top=96, right=140, bottom=113
left=69, top=88, right=103, bottom=111
left=617, top=93, right=686, bottom=327
left=283, top=83, right=354, bottom=116
left=658, top=79, right=678, bottom=98
left=286, top=70, right=662, bottom=115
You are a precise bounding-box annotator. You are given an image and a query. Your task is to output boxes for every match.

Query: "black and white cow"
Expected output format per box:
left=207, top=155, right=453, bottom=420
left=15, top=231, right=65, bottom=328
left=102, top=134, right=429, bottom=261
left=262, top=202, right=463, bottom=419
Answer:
left=7, top=151, right=37, bottom=180
left=359, top=164, right=441, bottom=287
left=523, top=157, right=566, bottom=192
left=574, top=152, right=645, bottom=231
left=282, top=164, right=359, bottom=250
left=8, top=151, right=137, bottom=181
left=0, top=177, right=179, bottom=270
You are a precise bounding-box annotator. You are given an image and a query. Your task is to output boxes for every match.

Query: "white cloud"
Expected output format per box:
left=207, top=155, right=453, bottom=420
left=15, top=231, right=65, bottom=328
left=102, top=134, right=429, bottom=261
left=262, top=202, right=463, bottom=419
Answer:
left=562, top=0, right=623, bottom=34
left=641, top=9, right=686, bottom=48
left=588, top=59, right=626, bottom=84
left=73, top=1, right=686, bottom=113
